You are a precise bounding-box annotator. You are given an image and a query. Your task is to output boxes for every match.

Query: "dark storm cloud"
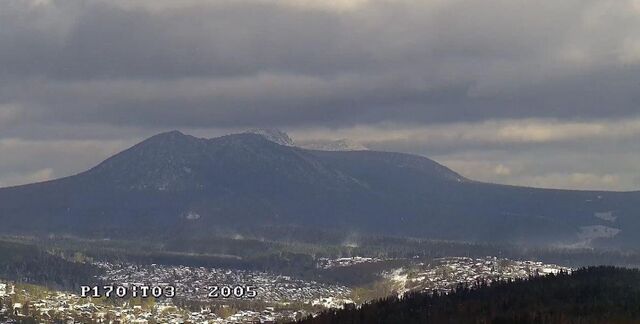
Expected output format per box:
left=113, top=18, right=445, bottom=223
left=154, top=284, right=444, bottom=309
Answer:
left=1, top=0, right=639, bottom=128
left=0, top=1, right=372, bottom=80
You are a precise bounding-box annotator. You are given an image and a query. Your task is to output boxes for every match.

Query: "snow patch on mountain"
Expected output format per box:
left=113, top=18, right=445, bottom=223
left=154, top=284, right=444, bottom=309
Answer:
left=244, top=129, right=295, bottom=146
left=244, top=129, right=368, bottom=151
left=184, top=211, right=201, bottom=220
left=594, top=211, right=616, bottom=222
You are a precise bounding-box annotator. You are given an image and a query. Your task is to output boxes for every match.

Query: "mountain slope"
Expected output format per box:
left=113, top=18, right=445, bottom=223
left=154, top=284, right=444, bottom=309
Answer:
left=0, top=131, right=637, bottom=248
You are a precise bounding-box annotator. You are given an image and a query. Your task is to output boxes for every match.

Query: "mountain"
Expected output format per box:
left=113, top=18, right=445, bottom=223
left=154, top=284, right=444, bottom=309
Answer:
left=0, top=130, right=638, bottom=249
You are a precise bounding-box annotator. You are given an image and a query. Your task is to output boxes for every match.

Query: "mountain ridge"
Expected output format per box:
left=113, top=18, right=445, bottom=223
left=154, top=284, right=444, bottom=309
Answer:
left=0, top=130, right=638, bottom=249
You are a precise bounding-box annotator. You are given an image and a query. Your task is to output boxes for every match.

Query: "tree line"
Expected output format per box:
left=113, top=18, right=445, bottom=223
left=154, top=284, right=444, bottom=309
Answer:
left=295, top=266, right=640, bottom=324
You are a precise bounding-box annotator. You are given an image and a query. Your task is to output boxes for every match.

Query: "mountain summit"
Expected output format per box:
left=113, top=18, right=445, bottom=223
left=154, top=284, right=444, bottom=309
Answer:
left=244, top=129, right=295, bottom=146
left=0, top=131, right=637, bottom=248
left=243, top=129, right=369, bottom=151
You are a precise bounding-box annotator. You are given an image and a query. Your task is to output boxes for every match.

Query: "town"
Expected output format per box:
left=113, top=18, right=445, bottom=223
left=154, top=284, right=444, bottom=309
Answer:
left=1, top=256, right=570, bottom=323
left=94, top=261, right=353, bottom=306
left=384, top=256, right=571, bottom=295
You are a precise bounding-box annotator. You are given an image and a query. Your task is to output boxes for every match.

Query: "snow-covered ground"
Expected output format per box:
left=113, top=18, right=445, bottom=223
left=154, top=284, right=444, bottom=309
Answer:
left=594, top=211, right=617, bottom=222
left=383, top=257, right=571, bottom=296
left=316, top=256, right=386, bottom=269
left=94, top=262, right=352, bottom=304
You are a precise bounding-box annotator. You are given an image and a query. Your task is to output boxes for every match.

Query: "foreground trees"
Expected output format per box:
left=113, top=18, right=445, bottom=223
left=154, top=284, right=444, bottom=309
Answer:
left=297, top=267, right=640, bottom=324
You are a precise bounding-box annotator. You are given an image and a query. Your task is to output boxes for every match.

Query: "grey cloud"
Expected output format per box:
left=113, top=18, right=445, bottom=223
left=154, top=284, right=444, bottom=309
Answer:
left=0, top=137, right=136, bottom=184
left=432, top=145, right=640, bottom=191
left=0, top=0, right=639, bottom=190
left=1, top=1, right=372, bottom=80
left=1, top=0, right=640, bottom=128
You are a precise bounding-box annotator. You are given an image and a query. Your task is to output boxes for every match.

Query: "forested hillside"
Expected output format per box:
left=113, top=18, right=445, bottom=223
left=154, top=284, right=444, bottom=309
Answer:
left=297, top=267, right=640, bottom=324
left=0, top=240, right=98, bottom=290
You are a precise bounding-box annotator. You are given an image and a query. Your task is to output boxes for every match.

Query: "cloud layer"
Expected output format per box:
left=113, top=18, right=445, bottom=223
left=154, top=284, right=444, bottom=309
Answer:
left=0, top=0, right=639, bottom=190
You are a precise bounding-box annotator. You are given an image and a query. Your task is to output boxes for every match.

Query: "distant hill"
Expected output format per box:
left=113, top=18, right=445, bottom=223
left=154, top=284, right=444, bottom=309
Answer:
left=0, top=130, right=638, bottom=248
left=295, top=266, right=640, bottom=324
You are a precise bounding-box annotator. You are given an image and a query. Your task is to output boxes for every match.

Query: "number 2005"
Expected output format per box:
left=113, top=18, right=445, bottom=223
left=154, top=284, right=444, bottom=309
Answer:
left=208, top=285, right=257, bottom=298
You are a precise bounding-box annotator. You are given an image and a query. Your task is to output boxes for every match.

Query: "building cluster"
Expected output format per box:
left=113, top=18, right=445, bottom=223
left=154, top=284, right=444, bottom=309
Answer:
left=384, top=256, right=571, bottom=295
left=0, top=279, right=296, bottom=323
left=1, top=257, right=356, bottom=323
left=0, top=282, right=7, bottom=297
left=0, top=256, right=570, bottom=323
left=95, top=261, right=352, bottom=305
left=316, top=256, right=385, bottom=269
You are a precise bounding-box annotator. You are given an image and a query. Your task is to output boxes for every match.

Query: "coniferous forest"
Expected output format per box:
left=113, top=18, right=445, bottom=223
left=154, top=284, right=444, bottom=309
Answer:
left=0, top=240, right=98, bottom=291
left=296, top=267, right=640, bottom=324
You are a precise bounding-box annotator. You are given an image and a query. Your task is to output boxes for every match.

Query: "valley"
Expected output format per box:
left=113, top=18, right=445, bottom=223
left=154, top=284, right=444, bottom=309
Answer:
left=0, top=242, right=571, bottom=323
left=0, top=233, right=629, bottom=323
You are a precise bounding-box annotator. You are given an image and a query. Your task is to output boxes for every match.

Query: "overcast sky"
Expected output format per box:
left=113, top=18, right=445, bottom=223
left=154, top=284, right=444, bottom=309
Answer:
left=1, top=0, right=639, bottom=190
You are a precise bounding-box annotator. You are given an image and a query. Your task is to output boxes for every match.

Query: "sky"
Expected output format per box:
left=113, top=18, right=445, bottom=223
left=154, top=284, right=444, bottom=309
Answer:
left=1, top=0, right=639, bottom=191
